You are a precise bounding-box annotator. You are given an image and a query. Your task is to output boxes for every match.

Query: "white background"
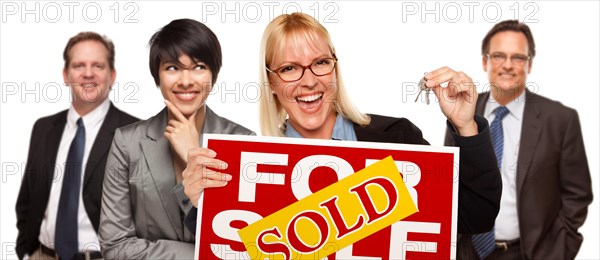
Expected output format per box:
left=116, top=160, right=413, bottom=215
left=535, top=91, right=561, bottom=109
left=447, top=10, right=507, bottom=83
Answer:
left=1, top=1, right=598, bottom=259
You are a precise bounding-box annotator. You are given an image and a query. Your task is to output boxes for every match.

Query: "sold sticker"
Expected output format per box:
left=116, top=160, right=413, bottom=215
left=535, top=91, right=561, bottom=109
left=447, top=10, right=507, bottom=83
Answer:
left=238, top=156, right=418, bottom=259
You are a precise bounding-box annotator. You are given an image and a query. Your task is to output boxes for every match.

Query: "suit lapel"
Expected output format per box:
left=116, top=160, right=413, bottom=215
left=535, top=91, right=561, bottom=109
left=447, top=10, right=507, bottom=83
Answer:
left=516, top=90, right=543, bottom=195
left=83, top=104, right=118, bottom=188
left=200, top=107, right=231, bottom=147
left=46, top=112, right=68, bottom=191
left=478, top=91, right=542, bottom=195
left=140, top=109, right=184, bottom=240
left=475, top=92, right=489, bottom=116
left=202, top=107, right=220, bottom=134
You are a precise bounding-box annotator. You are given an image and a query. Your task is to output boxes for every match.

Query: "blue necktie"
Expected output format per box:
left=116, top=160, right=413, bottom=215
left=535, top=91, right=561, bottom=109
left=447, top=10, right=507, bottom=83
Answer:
left=55, top=118, right=85, bottom=260
left=472, top=106, right=509, bottom=259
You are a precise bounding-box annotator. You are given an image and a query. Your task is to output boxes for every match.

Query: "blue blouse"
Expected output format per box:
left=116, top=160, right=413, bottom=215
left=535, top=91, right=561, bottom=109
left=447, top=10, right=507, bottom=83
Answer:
left=284, top=114, right=358, bottom=141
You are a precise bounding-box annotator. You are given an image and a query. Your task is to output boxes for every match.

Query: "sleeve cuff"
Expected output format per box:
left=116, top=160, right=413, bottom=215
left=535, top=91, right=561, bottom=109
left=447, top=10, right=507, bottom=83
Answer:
left=446, top=115, right=491, bottom=148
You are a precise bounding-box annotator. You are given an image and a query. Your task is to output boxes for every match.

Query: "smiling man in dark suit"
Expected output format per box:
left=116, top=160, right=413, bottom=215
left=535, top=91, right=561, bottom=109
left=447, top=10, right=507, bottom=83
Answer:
left=446, top=20, right=593, bottom=260
left=15, top=32, right=138, bottom=260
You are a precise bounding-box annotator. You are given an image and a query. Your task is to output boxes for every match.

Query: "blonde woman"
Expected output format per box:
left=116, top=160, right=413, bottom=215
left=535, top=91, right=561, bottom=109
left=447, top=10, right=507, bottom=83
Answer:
left=183, top=13, right=500, bottom=237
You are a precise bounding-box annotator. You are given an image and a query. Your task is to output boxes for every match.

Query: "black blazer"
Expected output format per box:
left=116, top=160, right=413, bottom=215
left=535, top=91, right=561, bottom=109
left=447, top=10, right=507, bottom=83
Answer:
left=15, top=103, right=138, bottom=259
left=354, top=114, right=501, bottom=234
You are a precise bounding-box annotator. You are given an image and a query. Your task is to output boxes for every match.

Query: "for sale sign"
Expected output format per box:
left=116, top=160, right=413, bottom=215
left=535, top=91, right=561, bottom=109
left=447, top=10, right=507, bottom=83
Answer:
left=195, top=134, right=459, bottom=259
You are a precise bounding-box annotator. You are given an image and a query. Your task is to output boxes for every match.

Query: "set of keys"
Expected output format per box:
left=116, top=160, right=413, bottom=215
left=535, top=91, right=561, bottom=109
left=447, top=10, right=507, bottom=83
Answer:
left=414, top=75, right=431, bottom=105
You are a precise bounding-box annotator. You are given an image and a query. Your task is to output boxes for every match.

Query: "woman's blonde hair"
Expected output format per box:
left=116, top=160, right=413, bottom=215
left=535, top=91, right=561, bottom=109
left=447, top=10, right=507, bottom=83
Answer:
left=259, top=12, right=370, bottom=137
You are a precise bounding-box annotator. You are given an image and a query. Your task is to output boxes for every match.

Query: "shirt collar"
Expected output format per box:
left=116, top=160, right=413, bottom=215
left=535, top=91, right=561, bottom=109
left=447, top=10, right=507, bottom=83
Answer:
left=486, top=90, right=526, bottom=120
left=284, top=113, right=357, bottom=141
left=284, top=121, right=303, bottom=138
left=67, top=98, right=110, bottom=130
left=331, top=114, right=357, bottom=141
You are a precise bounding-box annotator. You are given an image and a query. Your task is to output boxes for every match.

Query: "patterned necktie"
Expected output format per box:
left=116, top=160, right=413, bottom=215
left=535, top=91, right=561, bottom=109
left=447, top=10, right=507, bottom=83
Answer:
left=55, top=118, right=85, bottom=260
left=472, top=106, right=509, bottom=259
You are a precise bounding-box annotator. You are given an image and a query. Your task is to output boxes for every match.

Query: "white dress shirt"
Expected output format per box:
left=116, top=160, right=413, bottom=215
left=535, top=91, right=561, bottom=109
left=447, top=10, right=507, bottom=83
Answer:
left=484, top=91, right=525, bottom=240
left=39, top=98, right=110, bottom=252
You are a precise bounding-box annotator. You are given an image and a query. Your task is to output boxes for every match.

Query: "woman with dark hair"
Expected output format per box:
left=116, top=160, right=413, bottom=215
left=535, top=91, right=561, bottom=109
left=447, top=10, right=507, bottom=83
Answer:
left=98, top=18, right=254, bottom=259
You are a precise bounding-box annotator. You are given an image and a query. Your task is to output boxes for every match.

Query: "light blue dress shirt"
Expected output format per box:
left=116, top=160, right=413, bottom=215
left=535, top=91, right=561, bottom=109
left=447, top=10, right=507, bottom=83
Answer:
left=284, top=114, right=358, bottom=141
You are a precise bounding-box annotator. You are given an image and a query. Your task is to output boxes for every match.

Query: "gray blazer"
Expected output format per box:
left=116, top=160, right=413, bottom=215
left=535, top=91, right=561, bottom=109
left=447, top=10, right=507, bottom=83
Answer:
left=99, top=107, right=254, bottom=259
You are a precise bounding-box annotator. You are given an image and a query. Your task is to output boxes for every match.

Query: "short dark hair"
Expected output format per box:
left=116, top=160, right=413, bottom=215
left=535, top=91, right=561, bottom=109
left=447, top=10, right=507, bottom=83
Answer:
left=63, top=31, right=115, bottom=70
left=148, top=18, right=222, bottom=86
left=482, top=20, right=536, bottom=59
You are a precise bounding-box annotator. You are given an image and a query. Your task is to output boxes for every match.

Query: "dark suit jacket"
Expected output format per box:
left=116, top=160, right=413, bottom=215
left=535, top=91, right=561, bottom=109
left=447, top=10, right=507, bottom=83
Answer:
left=445, top=90, right=592, bottom=259
left=15, top=103, right=138, bottom=259
left=354, top=114, right=501, bottom=234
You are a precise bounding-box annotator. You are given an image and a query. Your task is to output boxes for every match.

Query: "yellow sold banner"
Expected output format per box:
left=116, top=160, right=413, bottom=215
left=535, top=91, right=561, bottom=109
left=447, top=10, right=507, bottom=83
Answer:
left=238, top=156, right=418, bottom=259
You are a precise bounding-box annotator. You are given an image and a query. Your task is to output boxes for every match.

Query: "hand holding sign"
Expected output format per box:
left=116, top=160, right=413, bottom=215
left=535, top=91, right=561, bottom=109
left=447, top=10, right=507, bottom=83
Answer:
left=183, top=147, right=231, bottom=208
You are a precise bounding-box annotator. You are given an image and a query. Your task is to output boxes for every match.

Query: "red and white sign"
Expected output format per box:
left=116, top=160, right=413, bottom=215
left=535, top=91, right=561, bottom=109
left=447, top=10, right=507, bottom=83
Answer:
left=195, top=134, right=459, bottom=259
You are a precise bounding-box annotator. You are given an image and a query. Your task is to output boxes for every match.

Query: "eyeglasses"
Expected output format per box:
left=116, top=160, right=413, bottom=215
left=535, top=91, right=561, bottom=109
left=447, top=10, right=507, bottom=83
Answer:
left=266, top=57, right=338, bottom=82
left=486, top=52, right=530, bottom=65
